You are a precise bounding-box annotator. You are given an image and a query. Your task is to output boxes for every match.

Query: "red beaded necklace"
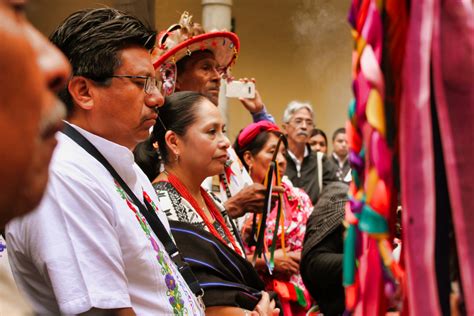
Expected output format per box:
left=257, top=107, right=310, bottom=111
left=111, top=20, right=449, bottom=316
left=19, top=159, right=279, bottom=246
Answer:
left=166, top=171, right=243, bottom=256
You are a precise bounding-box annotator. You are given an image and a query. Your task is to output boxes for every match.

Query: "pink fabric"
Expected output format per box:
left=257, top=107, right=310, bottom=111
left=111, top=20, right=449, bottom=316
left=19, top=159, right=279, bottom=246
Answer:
left=361, top=1, right=383, bottom=61
left=361, top=45, right=385, bottom=97
left=237, top=121, right=280, bottom=148
left=355, top=237, right=385, bottom=315
left=370, top=131, right=392, bottom=181
left=354, top=72, right=371, bottom=123
left=401, top=0, right=473, bottom=314
left=400, top=0, right=441, bottom=314
left=432, top=0, right=474, bottom=314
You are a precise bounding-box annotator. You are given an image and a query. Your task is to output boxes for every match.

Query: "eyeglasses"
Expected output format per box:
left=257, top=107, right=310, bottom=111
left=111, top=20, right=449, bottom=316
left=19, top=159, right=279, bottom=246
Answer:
left=110, top=75, right=163, bottom=95
left=289, top=118, right=314, bottom=127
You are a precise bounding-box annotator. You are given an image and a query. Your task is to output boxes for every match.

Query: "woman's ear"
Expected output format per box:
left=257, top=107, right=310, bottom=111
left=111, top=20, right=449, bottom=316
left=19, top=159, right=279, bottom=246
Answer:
left=165, top=130, right=180, bottom=158
left=242, top=151, right=253, bottom=168
left=68, top=76, right=95, bottom=110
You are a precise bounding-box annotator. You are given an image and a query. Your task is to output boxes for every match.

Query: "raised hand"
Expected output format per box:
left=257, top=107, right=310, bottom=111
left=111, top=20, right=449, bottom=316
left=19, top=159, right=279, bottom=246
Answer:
left=237, top=78, right=265, bottom=114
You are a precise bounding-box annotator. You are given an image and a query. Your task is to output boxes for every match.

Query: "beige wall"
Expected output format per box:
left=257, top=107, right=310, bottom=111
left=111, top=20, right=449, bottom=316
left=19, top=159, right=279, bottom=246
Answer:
left=27, top=0, right=353, bottom=150
left=26, top=0, right=113, bottom=35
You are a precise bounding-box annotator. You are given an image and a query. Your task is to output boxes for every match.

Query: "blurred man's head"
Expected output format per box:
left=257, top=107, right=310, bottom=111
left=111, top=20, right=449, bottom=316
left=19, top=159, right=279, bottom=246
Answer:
left=50, top=8, right=164, bottom=150
left=0, top=0, right=71, bottom=226
left=332, top=127, right=348, bottom=159
left=282, top=101, right=314, bottom=147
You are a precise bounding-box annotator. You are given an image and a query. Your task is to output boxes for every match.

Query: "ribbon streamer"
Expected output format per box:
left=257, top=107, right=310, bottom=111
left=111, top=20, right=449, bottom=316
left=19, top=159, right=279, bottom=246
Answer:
left=251, top=135, right=285, bottom=273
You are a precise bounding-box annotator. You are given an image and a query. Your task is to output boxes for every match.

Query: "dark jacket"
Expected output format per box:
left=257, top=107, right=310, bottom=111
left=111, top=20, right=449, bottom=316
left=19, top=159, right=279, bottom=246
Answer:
left=301, top=182, right=348, bottom=316
left=285, top=146, right=337, bottom=205
left=329, top=153, right=351, bottom=183
left=170, top=220, right=265, bottom=310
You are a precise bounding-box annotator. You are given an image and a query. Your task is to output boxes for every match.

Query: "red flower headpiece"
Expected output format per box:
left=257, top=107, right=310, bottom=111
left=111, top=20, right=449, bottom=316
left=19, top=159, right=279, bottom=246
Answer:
left=238, top=121, right=280, bottom=148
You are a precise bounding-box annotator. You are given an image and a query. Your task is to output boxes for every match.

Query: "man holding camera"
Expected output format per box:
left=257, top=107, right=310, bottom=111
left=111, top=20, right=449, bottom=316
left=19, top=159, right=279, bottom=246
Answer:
left=153, top=12, right=278, bottom=220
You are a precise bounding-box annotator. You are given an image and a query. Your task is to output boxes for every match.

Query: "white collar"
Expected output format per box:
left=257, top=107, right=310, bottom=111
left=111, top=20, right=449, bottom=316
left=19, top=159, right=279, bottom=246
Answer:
left=66, top=123, right=137, bottom=185
left=332, top=152, right=348, bottom=165
left=287, top=146, right=309, bottom=163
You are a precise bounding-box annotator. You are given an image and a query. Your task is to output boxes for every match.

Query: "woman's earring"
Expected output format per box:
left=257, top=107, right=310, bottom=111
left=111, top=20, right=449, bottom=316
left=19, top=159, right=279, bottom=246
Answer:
left=175, top=153, right=180, bottom=162
left=248, top=165, right=252, bottom=177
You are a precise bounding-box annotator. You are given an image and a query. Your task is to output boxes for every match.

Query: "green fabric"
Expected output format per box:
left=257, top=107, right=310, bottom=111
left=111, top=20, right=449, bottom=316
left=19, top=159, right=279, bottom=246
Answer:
left=348, top=98, right=356, bottom=118
left=352, top=170, right=361, bottom=187
left=343, top=224, right=357, bottom=286
left=359, top=204, right=388, bottom=234
left=295, top=284, right=308, bottom=308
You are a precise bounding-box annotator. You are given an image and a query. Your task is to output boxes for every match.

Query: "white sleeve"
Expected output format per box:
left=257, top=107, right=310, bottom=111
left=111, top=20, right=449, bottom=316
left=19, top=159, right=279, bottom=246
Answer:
left=20, top=168, right=131, bottom=314
left=201, top=177, right=213, bottom=192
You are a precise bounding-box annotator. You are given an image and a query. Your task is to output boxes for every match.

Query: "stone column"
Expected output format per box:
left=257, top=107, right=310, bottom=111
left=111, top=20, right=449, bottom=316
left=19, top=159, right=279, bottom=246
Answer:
left=201, top=0, right=232, bottom=31
left=202, top=0, right=233, bottom=124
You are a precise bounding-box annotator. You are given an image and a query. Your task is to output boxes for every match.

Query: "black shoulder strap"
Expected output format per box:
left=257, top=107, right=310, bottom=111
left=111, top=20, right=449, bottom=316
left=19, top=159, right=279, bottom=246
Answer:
left=61, top=123, right=202, bottom=296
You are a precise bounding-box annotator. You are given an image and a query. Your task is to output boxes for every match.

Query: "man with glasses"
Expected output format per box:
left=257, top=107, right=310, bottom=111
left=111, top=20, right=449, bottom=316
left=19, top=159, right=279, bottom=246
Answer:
left=282, top=101, right=336, bottom=205
left=6, top=8, right=204, bottom=315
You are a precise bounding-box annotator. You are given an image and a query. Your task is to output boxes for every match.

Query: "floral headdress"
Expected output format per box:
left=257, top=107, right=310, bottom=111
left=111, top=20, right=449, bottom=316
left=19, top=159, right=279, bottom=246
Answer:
left=152, top=12, right=240, bottom=96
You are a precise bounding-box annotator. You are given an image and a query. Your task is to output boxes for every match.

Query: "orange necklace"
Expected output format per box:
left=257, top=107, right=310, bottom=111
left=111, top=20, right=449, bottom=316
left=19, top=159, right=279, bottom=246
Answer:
left=166, top=171, right=243, bottom=256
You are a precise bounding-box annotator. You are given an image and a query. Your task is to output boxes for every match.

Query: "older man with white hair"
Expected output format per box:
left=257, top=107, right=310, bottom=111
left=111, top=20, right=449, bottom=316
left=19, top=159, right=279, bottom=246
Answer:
left=282, top=101, right=336, bottom=205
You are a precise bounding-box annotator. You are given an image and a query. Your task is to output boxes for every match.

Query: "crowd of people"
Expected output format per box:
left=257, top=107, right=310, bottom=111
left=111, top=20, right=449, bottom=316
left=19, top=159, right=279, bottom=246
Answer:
left=5, top=0, right=470, bottom=315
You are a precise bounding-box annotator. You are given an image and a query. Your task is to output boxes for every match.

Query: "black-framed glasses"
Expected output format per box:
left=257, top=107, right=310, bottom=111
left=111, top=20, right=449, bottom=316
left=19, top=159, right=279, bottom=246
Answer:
left=110, top=75, right=162, bottom=95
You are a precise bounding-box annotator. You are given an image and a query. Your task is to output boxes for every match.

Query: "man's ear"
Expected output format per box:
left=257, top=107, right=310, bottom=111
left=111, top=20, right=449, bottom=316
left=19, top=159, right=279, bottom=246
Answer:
left=282, top=123, right=289, bottom=133
left=68, top=76, right=95, bottom=110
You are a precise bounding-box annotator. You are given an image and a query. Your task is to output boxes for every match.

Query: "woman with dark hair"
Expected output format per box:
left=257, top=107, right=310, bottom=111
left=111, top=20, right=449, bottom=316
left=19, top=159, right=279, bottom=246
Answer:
left=309, top=128, right=328, bottom=154
left=234, top=121, right=313, bottom=316
left=135, top=91, right=279, bottom=316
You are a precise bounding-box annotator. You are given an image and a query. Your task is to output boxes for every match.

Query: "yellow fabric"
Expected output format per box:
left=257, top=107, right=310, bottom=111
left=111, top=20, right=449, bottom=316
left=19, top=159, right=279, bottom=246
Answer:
left=366, top=89, right=386, bottom=136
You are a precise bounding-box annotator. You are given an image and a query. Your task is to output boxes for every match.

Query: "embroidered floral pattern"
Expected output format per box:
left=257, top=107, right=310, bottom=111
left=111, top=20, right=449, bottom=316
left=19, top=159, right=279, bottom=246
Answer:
left=114, top=182, right=190, bottom=315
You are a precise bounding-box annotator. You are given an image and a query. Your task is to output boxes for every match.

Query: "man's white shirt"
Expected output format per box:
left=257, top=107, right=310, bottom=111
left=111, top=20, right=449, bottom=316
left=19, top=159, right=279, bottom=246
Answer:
left=6, top=125, right=204, bottom=315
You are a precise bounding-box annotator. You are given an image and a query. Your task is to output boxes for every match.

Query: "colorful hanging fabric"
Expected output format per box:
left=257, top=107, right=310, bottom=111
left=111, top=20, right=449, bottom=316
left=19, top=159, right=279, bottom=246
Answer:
left=344, top=0, right=408, bottom=314
left=399, top=0, right=474, bottom=314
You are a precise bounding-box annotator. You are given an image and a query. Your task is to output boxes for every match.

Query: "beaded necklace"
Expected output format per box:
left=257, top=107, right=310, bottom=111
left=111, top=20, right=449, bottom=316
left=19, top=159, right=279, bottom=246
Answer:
left=165, top=171, right=243, bottom=256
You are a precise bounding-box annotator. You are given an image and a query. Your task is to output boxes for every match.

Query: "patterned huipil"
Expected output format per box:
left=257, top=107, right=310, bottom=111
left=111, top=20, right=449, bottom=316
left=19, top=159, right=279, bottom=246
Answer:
left=243, top=177, right=314, bottom=315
